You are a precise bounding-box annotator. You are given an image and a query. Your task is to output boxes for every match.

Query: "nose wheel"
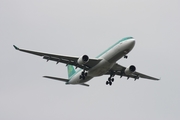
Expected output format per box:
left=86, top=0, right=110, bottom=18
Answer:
left=106, top=81, right=112, bottom=86
left=124, top=55, right=128, bottom=59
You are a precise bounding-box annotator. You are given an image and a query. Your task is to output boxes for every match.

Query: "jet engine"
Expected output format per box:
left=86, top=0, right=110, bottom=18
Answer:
left=77, top=55, right=89, bottom=65
left=124, top=65, right=136, bottom=75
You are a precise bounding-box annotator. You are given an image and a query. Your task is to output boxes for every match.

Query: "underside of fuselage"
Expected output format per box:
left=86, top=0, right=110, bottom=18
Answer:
left=67, top=38, right=135, bottom=85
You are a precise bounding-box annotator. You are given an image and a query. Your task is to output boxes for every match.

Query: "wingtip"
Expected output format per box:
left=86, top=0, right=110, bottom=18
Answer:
left=155, top=77, right=161, bottom=81
left=13, top=45, right=19, bottom=50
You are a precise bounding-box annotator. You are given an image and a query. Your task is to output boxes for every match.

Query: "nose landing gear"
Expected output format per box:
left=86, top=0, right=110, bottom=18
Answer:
left=124, top=55, right=128, bottom=59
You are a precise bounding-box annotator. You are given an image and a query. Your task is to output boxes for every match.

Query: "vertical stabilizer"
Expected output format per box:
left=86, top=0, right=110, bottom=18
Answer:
left=67, top=65, right=76, bottom=79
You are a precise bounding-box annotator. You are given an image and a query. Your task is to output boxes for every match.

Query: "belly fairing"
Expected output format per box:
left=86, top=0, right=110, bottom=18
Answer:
left=88, top=59, right=114, bottom=76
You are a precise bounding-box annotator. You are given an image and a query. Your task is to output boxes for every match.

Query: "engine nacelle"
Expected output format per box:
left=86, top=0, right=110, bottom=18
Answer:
left=124, top=65, right=136, bottom=75
left=77, top=55, right=89, bottom=65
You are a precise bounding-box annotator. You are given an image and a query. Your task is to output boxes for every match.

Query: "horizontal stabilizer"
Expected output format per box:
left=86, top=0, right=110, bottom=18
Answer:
left=43, top=76, right=89, bottom=87
left=43, top=76, right=69, bottom=82
left=80, top=83, right=90, bottom=87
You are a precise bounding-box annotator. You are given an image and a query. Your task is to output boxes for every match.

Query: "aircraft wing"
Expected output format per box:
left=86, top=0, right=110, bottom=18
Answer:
left=13, top=45, right=101, bottom=70
left=107, top=63, right=160, bottom=80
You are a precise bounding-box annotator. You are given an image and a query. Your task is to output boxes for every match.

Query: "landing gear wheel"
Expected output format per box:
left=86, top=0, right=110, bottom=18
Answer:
left=106, top=81, right=109, bottom=85
left=108, top=77, right=111, bottom=81
left=111, top=78, right=114, bottom=82
left=80, top=75, right=85, bottom=80
left=124, top=55, right=128, bottom=59
left=109, top=81, right=112, bottom=86
left=81, top=71, right=85, bottom=76
left=80, top=71, right=87, bottom=80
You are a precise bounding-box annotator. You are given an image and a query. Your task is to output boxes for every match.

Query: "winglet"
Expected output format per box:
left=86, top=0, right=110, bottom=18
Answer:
left=13, top=45, right=19, bottom=50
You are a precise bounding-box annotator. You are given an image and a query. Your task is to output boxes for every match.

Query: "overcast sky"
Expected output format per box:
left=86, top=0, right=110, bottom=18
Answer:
left=1, top=0, right=180, bottom=120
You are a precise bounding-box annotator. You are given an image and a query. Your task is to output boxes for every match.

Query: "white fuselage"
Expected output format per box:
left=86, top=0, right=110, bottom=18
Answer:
left=68, top=38, right=135, bottom=84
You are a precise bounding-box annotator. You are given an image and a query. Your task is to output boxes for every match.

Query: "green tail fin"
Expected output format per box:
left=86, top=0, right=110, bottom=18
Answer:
left=67, top=65, right=76, bottom=79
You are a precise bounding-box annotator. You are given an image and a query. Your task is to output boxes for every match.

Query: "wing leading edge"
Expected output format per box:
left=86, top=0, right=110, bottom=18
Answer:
left=13, top=45, right=101, bottom=70
left=107, top=63, right=160, bottom=80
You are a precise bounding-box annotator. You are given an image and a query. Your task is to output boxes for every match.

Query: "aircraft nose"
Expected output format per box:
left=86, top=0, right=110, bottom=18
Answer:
left=129, top=39, right=135, bottom=47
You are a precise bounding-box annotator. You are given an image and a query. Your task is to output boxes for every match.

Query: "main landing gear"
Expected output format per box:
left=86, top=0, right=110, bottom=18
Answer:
left=79, top=70, right=87, bottom=80
left=106, top=74, right=115, bottom=86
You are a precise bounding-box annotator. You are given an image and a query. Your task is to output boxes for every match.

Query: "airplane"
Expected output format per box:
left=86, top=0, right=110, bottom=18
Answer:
left=13, top=37, right=160, bottom=87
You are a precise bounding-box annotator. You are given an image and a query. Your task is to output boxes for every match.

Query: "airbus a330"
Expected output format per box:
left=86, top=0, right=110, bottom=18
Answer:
left=13, top=37, right=159, bottom=87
